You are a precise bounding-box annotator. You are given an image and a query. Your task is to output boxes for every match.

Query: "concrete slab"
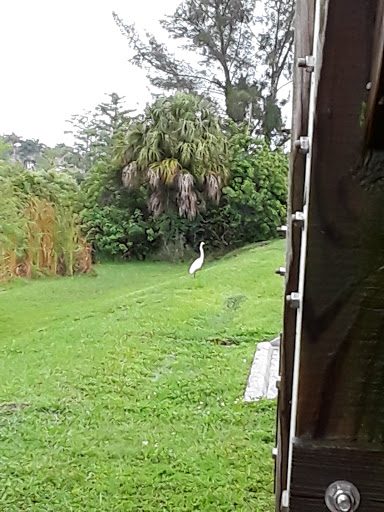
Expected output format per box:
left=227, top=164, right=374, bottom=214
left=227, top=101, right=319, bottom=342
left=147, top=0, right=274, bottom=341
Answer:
left=244, top=337, right=280, bottom=401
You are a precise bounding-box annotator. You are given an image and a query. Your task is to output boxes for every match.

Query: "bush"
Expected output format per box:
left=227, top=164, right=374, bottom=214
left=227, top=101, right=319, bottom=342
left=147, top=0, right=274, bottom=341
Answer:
left=80, top=160, right=160, bottom=260
left=81, top=124, right=287, bottom=261
left=82, top=205, right=158, bottom=261
left=207, top=132, right=287, bottom=249
left=151, top=132, right=288, bottom=255
left=0, top=164, right=91, bottom=281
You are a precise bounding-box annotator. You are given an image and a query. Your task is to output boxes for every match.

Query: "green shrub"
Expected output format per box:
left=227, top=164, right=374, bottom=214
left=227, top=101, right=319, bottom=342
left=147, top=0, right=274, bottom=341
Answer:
left=151, top=132, right=288, bottom=255
left=80, top=119, right=287, bottom=261
left=206, top=132, right=287, bottom=249
left=82, top=205, right=159, bottom=260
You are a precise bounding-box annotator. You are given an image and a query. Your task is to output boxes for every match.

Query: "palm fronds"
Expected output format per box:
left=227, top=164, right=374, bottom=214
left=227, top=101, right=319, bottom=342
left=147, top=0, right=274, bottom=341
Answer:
left=150, top=158, right=180, bottom=184
left=177, top=172, right=197, bottom=220
left=148, top=191, right=164, bottom=217
left=205, top=174, right=222, bottom=204
left=116, top=93, right=230, bottom=219
left=122, top=162, right=139, bottom=188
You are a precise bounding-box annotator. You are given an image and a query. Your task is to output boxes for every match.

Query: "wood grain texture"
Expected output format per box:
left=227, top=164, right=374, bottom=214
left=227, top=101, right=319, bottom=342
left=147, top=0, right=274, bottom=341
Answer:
left=295, top=0, right=384, bottom=443
left=290, top=441, right=384, bottom=511
left=363, top=0, right=384, bottom=152
left=277, top=0, right=384, bottom=509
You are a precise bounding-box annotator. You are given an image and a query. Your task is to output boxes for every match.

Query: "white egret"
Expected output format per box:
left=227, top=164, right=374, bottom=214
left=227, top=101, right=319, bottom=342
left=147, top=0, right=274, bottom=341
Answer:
left=189, top=242, right=205, bottom=277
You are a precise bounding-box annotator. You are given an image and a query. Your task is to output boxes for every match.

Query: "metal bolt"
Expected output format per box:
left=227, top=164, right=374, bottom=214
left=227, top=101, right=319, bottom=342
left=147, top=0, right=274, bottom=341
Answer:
left=275, top=375, right=281, bottom=389
left=271, top=447, right=278, bottom=460
left=275, top=267, right=286, bottom=276
left=286, top=292, right=301, bottom=309
left=325, top=481, right=360, bottom=512
left=298, top=55, right=315, bottom=71
left=293, top=136, right=310, bottom=154
left=292, top=211, right=305, bottom=226
left=336, top=492, right=352, bottom=511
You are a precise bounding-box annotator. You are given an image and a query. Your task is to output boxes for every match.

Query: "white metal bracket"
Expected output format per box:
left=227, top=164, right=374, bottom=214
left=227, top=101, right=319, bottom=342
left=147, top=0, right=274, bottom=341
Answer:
left=286, top=292, right=301, bottom=309
left=281, top=490, right=290, bottom=510
left=297, top=55, right=315, bottom=72
left=292, top=211, right=305, bottom=226
left=293, top=136, right=310, bottom=154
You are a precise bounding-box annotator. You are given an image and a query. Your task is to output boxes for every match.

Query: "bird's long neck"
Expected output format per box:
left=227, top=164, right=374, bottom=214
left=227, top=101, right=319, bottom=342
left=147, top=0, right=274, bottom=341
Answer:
left=199, top=244, right=204, bottom=258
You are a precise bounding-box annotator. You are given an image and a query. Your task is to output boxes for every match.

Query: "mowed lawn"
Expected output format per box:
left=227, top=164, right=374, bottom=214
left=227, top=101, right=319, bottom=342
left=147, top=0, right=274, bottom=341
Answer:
left=0, top=240, right=284, bottom=511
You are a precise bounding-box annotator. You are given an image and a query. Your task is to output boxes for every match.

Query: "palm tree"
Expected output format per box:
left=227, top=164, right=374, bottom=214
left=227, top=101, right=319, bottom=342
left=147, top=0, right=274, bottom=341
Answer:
left=114, top=93, right=230, bottom=220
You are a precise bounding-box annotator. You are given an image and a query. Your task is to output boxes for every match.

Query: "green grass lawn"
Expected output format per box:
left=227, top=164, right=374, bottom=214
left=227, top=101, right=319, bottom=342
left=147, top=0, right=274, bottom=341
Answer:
left=0, top=240, right=284, bottom=511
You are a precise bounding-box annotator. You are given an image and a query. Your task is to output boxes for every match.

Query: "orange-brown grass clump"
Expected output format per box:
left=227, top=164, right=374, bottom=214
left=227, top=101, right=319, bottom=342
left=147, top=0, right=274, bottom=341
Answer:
left=0, top=165, right=91, bottom=282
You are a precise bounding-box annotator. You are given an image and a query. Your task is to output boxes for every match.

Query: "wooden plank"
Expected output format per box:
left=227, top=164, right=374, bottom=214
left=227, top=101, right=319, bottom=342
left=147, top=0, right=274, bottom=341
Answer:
left=274, top=0, right=315, bottom=505
left=295, top=0, right=384, bottom=443
left=363, top=0, right=384, bottom=152
left=276, top=0, right=384, bottom=509
left=290, top=441, right=384, bottom=510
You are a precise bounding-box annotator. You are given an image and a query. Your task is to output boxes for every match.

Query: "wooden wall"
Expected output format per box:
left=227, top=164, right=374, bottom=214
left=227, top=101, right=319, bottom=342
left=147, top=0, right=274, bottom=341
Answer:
left=276, top=0, right=384, bottom=509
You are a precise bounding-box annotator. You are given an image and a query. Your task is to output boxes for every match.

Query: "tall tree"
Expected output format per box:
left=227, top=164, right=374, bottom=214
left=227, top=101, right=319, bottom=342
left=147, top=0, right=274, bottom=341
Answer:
left=256, top=0, right=294, bottom=140
left=114, top=93, right=229, bottom=220
left=1, top=134, right=46, bottom=169
left=113, top=0, right=294, bottom=138
left=66, top=92, right=134, bottom=173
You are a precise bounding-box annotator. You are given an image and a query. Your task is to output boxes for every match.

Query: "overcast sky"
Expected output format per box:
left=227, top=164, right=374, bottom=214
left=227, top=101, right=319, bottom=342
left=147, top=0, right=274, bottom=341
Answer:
left=1, top=0, right=290, bottom=147
left=0, top=0, right=181, bottom=146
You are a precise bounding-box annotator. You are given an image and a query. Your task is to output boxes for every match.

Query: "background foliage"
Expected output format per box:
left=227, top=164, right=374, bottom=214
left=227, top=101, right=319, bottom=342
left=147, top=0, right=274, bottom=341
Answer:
left=79, top=113, right=287, bottom=261
left=0, top=0, right=291, bottom=274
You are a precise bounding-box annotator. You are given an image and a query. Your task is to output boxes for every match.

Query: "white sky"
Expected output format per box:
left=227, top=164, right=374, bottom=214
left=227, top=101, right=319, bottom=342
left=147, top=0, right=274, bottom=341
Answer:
left=0, top=0, right=181, bottom=146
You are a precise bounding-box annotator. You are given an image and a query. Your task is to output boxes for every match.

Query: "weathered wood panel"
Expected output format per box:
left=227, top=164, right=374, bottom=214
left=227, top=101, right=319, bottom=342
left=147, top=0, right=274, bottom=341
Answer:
left=277, top=0, right=384, bottom=509
left=363, top=0, right=384, bottom=153
left=296, top=0, right=384, bottom=443
left=290, top=441, right=384, bottom=511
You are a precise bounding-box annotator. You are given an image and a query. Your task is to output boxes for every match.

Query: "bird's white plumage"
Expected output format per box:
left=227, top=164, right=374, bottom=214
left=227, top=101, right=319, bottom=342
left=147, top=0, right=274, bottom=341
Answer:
left=189, top=242, right=205, bottom=276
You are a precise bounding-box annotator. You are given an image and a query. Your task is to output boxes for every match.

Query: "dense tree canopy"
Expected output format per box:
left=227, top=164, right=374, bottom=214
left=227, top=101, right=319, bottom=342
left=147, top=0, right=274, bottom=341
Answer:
left=113, top=0, right=294, bottom=139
